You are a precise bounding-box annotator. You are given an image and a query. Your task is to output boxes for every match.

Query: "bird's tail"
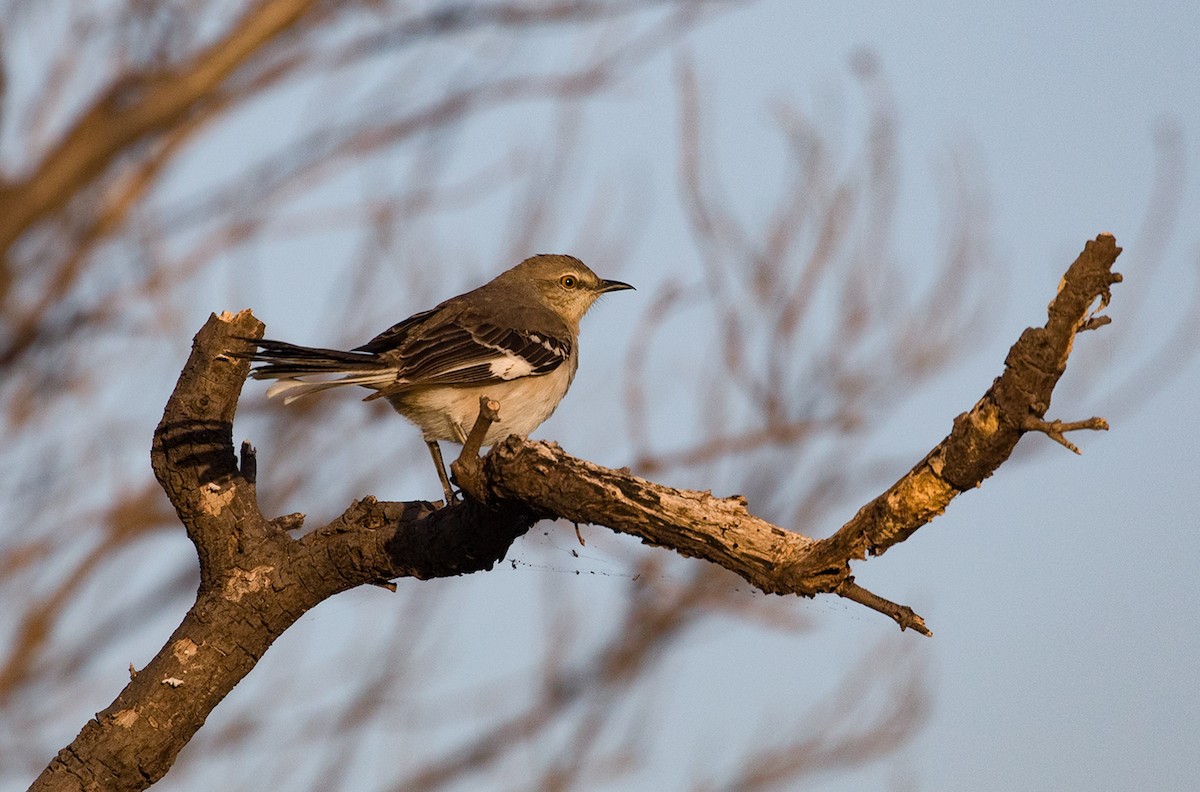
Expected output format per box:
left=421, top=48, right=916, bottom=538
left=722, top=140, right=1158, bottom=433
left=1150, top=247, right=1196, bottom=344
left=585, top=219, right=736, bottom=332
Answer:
left=246, top=339, right=396, bottom=405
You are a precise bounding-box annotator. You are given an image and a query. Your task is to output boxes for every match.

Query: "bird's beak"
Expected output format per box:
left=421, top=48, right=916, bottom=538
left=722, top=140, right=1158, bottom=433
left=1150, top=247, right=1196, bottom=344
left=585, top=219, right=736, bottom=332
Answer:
left=599, top=279, right=635, bottom=293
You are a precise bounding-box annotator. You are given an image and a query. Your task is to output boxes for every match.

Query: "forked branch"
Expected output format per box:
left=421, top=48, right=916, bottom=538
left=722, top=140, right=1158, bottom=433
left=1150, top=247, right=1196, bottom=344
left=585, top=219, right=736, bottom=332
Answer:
left=33, top=234, right=1120, bottom=791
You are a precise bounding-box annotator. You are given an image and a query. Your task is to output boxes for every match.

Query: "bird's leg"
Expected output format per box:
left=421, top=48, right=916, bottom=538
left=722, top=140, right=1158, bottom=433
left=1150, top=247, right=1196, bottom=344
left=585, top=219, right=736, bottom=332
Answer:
left=426, top=440, right=458, bottom=506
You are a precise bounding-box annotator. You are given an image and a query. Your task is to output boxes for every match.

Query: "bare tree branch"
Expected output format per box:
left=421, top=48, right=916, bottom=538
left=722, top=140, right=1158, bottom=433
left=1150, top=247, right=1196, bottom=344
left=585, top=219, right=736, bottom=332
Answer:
left=456, top=234, right=1122, bottom=614
left=32, top=232, right=1117, bottom=789
left=30, top=310, right=536, bottom=792
left=0, top=0, right=324, bottom=259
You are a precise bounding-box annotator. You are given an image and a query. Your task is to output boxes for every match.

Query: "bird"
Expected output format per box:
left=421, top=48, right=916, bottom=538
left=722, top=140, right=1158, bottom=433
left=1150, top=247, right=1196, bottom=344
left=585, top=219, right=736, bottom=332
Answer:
left=246, top=254, right=633, bottom=504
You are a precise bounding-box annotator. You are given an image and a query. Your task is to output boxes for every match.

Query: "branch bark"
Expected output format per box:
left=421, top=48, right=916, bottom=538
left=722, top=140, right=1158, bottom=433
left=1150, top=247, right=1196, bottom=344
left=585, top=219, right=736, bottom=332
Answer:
left=454, top=234, right=1121, bottom=611
left=31, top=234, right=1120, bottom=790
left=29, top=311, right=537, bottom=792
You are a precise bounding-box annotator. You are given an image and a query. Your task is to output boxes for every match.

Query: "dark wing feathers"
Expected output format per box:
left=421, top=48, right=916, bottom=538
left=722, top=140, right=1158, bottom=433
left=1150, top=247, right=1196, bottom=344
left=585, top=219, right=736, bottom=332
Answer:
left=248, top=339, right=389, bottom=379
left=352, top=307, right=439, bottom=354
left=252, top=308, right=571, bottom=390
left=398, top=319, right=571, bottom=386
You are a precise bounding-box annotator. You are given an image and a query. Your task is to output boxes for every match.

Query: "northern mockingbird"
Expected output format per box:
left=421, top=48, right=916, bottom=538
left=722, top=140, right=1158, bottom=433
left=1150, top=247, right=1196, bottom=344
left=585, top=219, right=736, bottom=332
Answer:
left=247, top=254, right=633, bottom=504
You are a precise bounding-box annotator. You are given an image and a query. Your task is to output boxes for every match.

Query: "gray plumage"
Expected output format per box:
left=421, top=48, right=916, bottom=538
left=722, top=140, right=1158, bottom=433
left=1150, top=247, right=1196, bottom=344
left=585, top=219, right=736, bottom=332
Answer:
left=248, top=254, right=633, bottom=504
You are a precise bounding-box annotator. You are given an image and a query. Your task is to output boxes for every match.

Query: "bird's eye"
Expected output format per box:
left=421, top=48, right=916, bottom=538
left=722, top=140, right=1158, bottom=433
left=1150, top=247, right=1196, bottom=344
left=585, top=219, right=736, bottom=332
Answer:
left=559, top=274, right=577, bottom=289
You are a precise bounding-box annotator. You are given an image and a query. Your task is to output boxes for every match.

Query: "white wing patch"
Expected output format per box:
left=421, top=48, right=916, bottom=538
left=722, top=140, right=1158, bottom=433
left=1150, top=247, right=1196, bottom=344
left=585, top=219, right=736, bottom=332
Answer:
left=487, top=351, right=537, bottom=380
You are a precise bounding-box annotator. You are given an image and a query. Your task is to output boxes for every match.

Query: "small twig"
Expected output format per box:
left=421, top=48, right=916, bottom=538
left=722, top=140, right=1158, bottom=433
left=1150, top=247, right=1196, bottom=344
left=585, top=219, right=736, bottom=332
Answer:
left=369, top=580, right=398, bottom=592
left=835, top=578, right=932, bottom=637
left=451, top=397, right=501, bottom=502
left=1022, top=416, right=1109, bottom=454
left=462, top=397, right=501, bottom=460
left=1079, top=315, right=1111, bottom=332
left=574, top=523, right=586, bottom=547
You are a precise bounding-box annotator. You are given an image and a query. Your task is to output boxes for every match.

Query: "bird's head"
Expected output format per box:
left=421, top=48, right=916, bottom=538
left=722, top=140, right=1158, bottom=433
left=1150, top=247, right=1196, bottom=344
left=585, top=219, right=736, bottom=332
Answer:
left=507, top=254, right=634, bottom=329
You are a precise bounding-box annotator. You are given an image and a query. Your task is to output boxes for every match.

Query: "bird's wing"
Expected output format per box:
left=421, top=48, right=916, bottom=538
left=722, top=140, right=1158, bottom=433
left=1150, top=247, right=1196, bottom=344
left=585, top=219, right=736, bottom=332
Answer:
left=353, top=307, right=440, bottom=354
left=364, top=309, right=572, bottom=388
